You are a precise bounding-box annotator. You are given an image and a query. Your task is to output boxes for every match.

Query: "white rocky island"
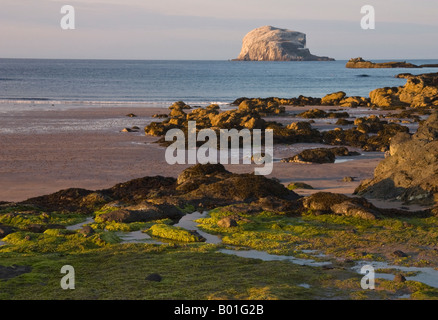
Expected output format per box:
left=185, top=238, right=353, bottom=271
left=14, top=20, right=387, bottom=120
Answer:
left=234, top=26, right=334, bottom=61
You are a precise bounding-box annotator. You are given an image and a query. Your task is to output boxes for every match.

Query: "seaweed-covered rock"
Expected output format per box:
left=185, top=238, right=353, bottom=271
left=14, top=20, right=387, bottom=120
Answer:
left=147, top=224, right=205, bottom=242
left=98, top=203, right=183, bottom=223
left=299, top=192, right=378, bottom=219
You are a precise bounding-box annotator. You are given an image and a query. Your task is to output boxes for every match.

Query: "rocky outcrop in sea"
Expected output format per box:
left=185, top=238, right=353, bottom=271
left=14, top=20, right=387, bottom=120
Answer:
left=234, top=26, right=334, bottom=61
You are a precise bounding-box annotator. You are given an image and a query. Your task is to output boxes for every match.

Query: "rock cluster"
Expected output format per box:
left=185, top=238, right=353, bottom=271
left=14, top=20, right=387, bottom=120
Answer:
left=355, top=112, right=438, bottom=206
left=346, top=57, right=421, bottom=69
left=234, top=26, right=334, bottom=61
left=370, top=73, right=438, bottom=108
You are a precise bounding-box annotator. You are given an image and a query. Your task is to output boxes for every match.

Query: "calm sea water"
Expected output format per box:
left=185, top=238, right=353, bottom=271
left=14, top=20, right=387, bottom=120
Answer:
left=1, top=58, right=437, bottom=107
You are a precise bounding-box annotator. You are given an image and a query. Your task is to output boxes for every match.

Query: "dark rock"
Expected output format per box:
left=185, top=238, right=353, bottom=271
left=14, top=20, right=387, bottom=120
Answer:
left=177, top=164, right=229, bottom=185
left=393, top=250, right=408, bottom=258
left=126, top=113, right=137, bottom=117
left=145, top=273, right=162, bottom=282
left=25, top=224, right=47, bottom=233
left=0, top=224, right=15, bottom=238
left=355, top=113, right=438, bottom=205
left=299, top=192, right=378, bottom=219
left=0, top=265, right=32, bottom=280
left=281, top=147, right=358, bottom=164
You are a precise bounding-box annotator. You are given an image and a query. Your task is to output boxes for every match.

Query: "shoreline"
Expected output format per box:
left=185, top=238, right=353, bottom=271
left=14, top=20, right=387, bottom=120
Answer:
left=0, top=102, right=423, bottom=212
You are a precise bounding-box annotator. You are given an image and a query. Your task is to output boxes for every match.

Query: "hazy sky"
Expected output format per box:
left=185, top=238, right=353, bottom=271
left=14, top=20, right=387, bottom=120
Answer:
left=1, top=0, right=437, bottom=60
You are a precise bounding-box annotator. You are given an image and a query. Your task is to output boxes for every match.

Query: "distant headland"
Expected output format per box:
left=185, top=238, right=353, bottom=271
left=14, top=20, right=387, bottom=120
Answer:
left=233, top=26, right=334, bottom=62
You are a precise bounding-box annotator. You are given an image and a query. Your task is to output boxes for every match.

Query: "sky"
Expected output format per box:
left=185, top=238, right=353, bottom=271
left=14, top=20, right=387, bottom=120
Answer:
left=1, top=0, right=437, bottom=60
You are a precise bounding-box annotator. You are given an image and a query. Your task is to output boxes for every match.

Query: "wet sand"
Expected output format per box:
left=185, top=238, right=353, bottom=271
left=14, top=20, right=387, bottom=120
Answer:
left=0, top=103, right=408, bottom=209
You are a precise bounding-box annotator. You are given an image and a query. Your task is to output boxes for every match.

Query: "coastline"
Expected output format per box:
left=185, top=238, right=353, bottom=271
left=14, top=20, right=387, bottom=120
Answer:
left=0, top=102, right=413, bottom=211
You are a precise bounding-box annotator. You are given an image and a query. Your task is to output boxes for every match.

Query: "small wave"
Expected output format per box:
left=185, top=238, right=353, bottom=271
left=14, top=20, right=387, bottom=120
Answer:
left=0, top=99, right=232, bottom=107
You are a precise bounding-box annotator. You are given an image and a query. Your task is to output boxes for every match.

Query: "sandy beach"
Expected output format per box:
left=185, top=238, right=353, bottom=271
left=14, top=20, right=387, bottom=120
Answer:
left=1, top=103, right=390, bottom=204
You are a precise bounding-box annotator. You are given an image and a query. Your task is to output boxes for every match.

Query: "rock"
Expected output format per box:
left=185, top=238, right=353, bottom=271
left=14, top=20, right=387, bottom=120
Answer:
left=355, top=113, right=438, bottom=205
left=282, top=148, right=336, bottom=164
left=287, top=182, right=314, bottom=190
left=179, top=165, right=300, bottom=209
left=126, top=113, right=137, bottom=117
left=321, top=92, right=346, bottom=105
left=217, top=217, right=238, bottom=228
left=0, top=224, right=15, bottom=238
left=121, top=128, right=133, bottom=132
left=346, top=57, right=421, bottom=69
left=393, top=250, right=408, bottom=258
left=370, top=73, right=438, bottom=108
left=287, top=121, right=312, bottom=131
left=79, top=226, right=95, bottom=237
left=152, top=113, right=169, bottom=119
left=281, top=147, right=358, bottom=164
left=98, top=204, right=183, bottom=223
left=177, top=164, right=230, bottom=185
left=234, top=26, right=334, bottom=61
left=25, top=224, right=47, bottom=233
left=393, top=274, right=407, bottom=283
left=339, top=96, right=369, bottom=108
left=331, top=201, right=376, bottom=220
left=145, top=273, right=162, bottom=282
left=336, top=119, right=354, bottom=126
left=342, top=176, right=355, bottom=182
left=299, top=192, right=378, bottom=219
left=298, top=109, right=328, bottom=119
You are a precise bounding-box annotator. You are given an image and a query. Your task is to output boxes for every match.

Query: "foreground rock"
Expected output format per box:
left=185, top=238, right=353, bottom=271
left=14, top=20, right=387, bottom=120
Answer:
left=355, top=112, right=438, bottom=205
left=346, top=57, right=421, bottom=69
left=234, top=26, right=334, bottom=61
left=176, top=164, right=300, bottom=209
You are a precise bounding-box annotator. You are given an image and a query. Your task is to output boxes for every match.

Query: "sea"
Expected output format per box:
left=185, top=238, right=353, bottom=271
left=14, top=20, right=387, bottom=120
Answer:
left=1, top=58, right=438, bottom=109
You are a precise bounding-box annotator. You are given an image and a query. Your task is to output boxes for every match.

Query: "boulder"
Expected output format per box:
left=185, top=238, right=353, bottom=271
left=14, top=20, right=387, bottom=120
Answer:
left=299, top=192, right=378, bottom=219
left=217, top=217, right=238, bottom=228
left=0, top=224, right=15, bottom=238
left=321, top=92, right=346, bottom=105
left=234, top=26, right=334, bottom=61
left=355, top=112, right=438, bottom=205
left=281, top=147, right=358, bottom=164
